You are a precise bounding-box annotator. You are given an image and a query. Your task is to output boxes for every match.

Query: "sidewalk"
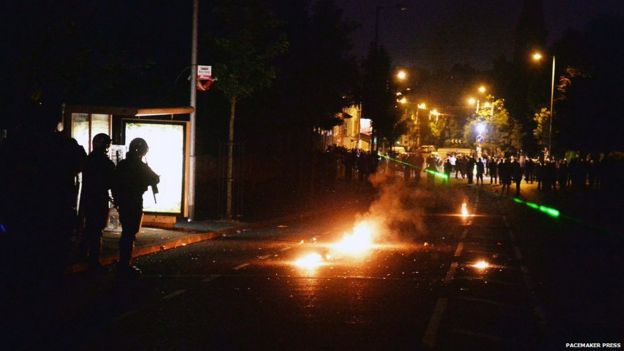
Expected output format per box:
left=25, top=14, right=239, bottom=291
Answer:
left=69, top=219, right=243, bottom=273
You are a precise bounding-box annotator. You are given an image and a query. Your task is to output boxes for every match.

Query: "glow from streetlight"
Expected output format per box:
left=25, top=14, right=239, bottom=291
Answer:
left=396, top=69, right=408, bottom=81
left=476, top=122, right=486, bottom=135
left=532, top=51, right=543, bottom=62
left=467, top=97, right=476, bottom=106
left=431, top=109, right=439, bottom=116
left=478, top=85, right=487, bottom=94
left=417, top=103, right=427, bottom=110
left=398, top=96, right=408, bottom=105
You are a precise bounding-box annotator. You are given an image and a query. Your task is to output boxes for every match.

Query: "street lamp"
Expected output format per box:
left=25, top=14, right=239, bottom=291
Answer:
left=476, top=122, right=487, bottom=135
left=415, top=102, right=427, bottom=147
left=467, top=96, right=479, bottom=113
left=532, top=50, right=556, bottom=153
left=396, top=69, right=408, bottom=81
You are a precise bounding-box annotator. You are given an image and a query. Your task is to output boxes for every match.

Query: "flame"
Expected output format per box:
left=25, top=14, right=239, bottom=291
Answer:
left=332, top=220, right=376, bottom=257
left=472, top=260, right=490, bottom=270
left=294, top=253, right=324, bottom=270
left=461, top=203, right=469, bottom=218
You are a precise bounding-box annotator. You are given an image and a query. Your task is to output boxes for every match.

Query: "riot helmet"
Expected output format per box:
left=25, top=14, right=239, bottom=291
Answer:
left=129, top=137, right=149, bottom=157
left=92, top=133, right=111, bottom=152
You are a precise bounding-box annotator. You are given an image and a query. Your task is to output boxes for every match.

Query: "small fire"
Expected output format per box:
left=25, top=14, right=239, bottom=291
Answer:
left=294, top=253, right=324, bottom=270
left=472, top=260, right=490, bottom=270
left=461, top=202, right=469, bottom=218
left=332, top=220, right=376, bottom=257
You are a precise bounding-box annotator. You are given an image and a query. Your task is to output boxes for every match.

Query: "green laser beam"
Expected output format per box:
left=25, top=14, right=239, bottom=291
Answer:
left=377, top=153, right=419, bottom=168
left=378, top=153, right=449, bottom=180
left=512, top=197, right=560, bottom=218
left=425, top=169, right=449, bottom=180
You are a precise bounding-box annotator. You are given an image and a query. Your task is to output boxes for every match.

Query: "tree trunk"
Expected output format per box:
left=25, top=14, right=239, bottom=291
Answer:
left=226, top=96, right=237, bottom=220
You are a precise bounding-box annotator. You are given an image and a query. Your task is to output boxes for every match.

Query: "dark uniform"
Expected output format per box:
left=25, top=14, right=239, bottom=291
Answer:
left=0, top=117, right=85, bottom=287
left=112, top=138, right=159, bottom=273
left=80, top=134, right=115, bottom=271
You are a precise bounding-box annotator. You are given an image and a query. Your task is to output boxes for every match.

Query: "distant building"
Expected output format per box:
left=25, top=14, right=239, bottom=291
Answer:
left=320, top=104, right=371, bottom=151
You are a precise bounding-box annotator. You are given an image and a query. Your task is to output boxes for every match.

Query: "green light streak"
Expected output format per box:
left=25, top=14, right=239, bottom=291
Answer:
left=378, top=153, right=418, bottom=168
left=512, top=197, right=560, bottom=219
left=378, top=153, right=449, bottom=181
left=425, top=169, right=449, bottom=180
left=539, top=206, right=560, bottom=218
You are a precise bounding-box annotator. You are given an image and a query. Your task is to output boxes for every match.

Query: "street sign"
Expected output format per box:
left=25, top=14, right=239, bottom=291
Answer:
left=197, top=65, right=212, bottom=80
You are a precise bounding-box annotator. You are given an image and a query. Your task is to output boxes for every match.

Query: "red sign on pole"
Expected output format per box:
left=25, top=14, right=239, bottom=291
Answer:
left=197, top=65, right=214, bottom=91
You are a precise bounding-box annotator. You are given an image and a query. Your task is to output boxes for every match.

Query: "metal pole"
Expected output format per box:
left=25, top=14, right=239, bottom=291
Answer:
left=188, top=0, right=198, bottom=220
left=548, top=55, right=556, bottom=153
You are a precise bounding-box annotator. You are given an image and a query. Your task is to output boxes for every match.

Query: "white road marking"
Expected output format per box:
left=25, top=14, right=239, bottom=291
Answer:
left=279, top=246, right=292, bottom=252
left=233, top=263, right=250, bottom=270
left=162, top=289, right=187, bottom=300
left=443, top=262, right=458, bottom=284
left=423, top=298, right=448, bottom=348
left=460, top=228, right=469, bottom=240
left=258, top=254, right=271, bottom=260
left=202, top=274, right=221, bottom=283
left=454, top=242, right=464, bottom=257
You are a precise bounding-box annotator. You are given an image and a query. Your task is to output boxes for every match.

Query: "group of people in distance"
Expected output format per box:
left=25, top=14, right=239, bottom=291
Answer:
left=429, top=152, right=606, bottom=197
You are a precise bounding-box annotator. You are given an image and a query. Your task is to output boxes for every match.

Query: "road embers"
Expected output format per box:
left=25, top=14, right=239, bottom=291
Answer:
left=424, top=188, right=543, bottom=350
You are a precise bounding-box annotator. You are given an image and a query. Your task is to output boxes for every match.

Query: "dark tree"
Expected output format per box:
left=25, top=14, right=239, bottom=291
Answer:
left=361, top=45, right=401, bottom=150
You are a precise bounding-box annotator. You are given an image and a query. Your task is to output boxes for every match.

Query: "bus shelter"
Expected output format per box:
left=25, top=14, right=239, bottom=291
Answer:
left=63, top=105, right=194, bottom=225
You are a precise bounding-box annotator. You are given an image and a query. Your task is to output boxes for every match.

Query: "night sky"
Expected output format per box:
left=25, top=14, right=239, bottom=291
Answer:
left=337, top=0, right=624, bottom=70
left=2, top=0, right=624, bottom=118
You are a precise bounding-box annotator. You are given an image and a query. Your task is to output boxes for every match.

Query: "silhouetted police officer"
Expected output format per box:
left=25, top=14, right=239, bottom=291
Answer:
left=0, top=105, right=85, bottom=287
left=112, top=138, right=159, bottom=275
left=80, top=133, right=115, bottom=272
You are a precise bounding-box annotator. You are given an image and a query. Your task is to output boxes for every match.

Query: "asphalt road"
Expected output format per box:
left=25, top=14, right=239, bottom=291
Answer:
left=8, top=180, right=623, bottom=350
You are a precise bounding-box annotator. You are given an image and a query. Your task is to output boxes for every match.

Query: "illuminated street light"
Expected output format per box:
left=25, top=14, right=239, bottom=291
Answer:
left=467, top=97, right=476, bottom=106
left=414, top=102, right=427, bottom=147
left=475, top=122, right=487, bottom=135
left=531, top=50, right=556, bottom=153
left=532, top=52, right=543, bottom=61
left=398, top=96, right=408, bottom=105
left=396, top=69, right=408, bottom=81
left=478, top=85, right=487, bottom=94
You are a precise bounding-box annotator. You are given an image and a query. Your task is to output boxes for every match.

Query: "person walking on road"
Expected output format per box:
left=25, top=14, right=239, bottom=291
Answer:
left=112, top=138, right=159, bottom=276
left=499, top=158, right=512, bottom=195
left=80, top=133, right=115, bottom=273
left=466, top=156, right=476, bottom=184
left=511, top=156, right=523, bottom=196
left=476, top=157, right=485, bottom=185
left=488, top=156, right=498, bottom=184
